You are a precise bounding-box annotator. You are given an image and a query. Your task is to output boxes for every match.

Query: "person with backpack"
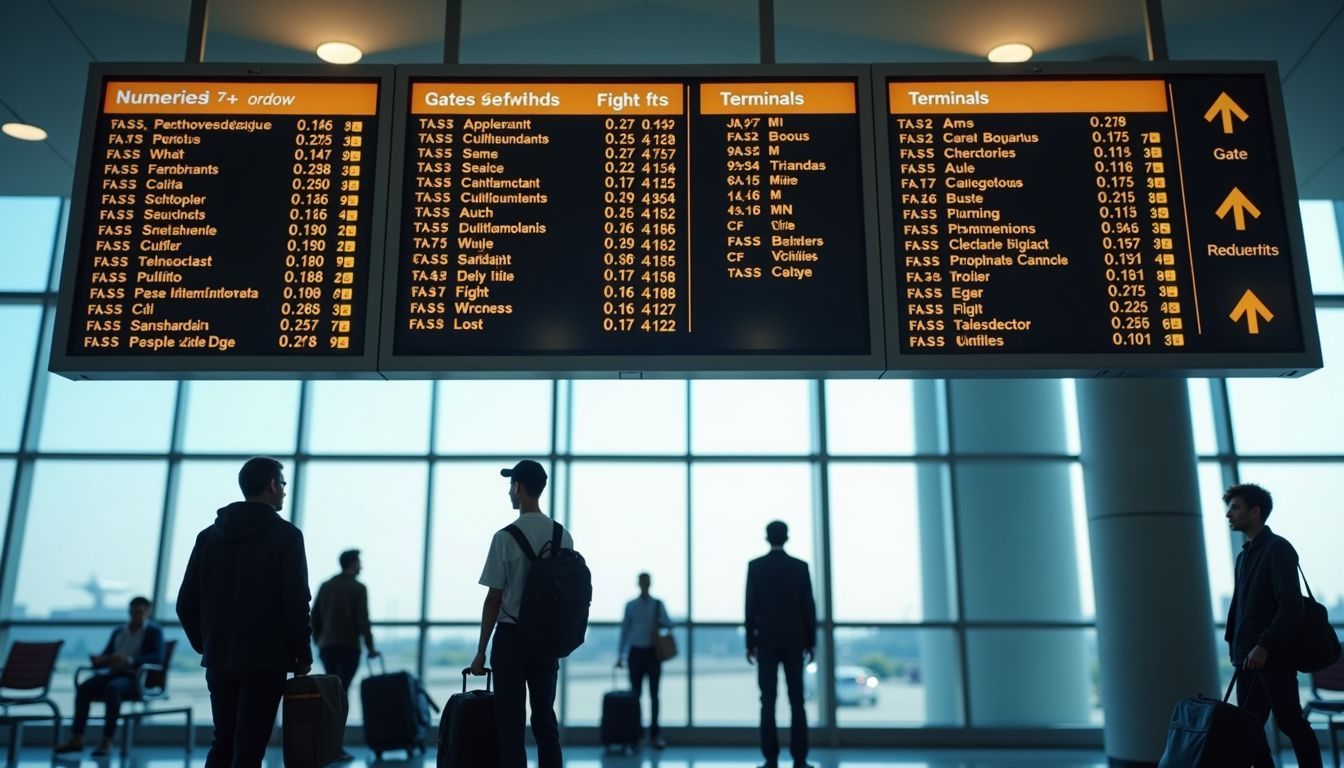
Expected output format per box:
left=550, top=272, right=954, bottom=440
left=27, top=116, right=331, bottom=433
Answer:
left=470, top=459, right=587, bottom=768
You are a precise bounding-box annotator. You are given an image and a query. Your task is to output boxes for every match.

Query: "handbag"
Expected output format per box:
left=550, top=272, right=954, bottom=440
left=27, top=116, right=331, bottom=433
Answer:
left=1290, top=564, right=1342, bottom=673
left=652, top=599, right=678, bottom=662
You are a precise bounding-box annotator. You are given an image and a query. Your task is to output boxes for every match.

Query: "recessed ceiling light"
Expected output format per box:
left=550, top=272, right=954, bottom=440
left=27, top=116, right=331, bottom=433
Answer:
left=2, top=122, right=48, bottom=141
left=988, top=43, right=1034, bottom=63
left=316, top=41, right=363, bottom=64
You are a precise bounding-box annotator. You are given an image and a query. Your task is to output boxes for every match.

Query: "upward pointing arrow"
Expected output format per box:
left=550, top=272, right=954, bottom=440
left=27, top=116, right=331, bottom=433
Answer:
left=1216, top=187, right=1261, bottom=231
left=1204, top=92, right=1249, bottom=134
left=1229, top=290, right=1273, bottom=335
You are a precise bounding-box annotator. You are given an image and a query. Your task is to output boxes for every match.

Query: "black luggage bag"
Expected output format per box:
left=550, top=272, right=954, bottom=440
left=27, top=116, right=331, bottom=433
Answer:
left=360, top=657, right=439, bottom=759
left=437, top=667, right=499, bottom=768
left=600, top=668, right=642, bottom=753
left=1157, top=670, right=1270, bottom=768
left=283, top=673, right=348, bottom=768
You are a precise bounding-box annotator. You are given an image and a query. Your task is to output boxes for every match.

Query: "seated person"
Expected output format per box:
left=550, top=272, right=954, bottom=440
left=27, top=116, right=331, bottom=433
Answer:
left=56, top=596, right=165, bottom=756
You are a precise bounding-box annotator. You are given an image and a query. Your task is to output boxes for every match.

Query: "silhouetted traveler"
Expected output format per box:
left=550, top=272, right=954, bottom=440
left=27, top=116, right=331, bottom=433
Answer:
left=1224, top=482, right=1321, bottom=768
left=746, top=521, right=816, bottom=768
left=177, top=457, right=313, bottom=767
left=469, top=460, right=570, bottom=768
left=617, top=572, right=673, bottom=749
left=312, top=548, right=380, bottom=692
left=55, top=596, right=165, bottom=756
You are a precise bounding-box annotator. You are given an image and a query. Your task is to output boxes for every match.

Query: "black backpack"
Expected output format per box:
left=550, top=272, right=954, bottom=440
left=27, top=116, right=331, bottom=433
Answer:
left=503, top=521, right=591, bottom=659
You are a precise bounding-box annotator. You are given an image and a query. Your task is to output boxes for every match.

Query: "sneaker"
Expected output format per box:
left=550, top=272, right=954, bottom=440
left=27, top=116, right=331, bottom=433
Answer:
left=54, top=739, right=84, bottom=755
left=651, top=736, right=667, bottom=750
left=335, top=750, right=356, bottom=762
left=91, top=739, right=114, bottom=757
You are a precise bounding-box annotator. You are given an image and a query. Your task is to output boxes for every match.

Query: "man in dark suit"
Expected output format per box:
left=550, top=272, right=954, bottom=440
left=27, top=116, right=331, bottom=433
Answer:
left=745, top=520, right=816, bottom=768
left=55, top=596, right=165, bottom=756
left=177, top=456, right=313, bottom=767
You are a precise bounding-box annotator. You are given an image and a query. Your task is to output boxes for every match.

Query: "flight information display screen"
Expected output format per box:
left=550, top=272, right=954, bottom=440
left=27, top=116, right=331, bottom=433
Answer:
left=876, top=64, right=1320, bottom=375
left=382, top=67, right=883, bottom=375
left=52, top=65, right=393, bottom=378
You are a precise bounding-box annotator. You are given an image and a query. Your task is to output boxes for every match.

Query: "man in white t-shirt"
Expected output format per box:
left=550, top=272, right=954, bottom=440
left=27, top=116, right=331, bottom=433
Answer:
left=470, top=459, right=572, bottom=768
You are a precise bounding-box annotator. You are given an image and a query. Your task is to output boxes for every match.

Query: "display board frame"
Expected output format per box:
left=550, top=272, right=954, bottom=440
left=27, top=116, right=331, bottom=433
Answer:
left=378, top=64, right=887, bottom=379
left=873, top=60, right=1321, bottom=379
left=50, top=63, right=396, bottom=380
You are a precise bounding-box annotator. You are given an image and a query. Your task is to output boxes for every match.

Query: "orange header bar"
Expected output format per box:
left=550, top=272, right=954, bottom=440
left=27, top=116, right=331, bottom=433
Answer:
left=700, top=82, right=855, bottom=115
left=888, top=80, right=1167, bottom=114
left=103, top=81, right=378, bottom=115
left=411, top=83, right=684, bottom=115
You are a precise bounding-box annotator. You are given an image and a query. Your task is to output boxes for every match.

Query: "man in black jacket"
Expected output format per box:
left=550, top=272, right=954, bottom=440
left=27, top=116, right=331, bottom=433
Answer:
left=745, top=521, right=816, bottom=768
left=177, top=457, right=313, bottom=767
left=1224, top=482, right=1320, bottom=768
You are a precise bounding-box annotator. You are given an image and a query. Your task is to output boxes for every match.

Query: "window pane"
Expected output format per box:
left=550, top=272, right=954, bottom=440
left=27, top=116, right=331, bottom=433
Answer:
left=828, top=463, right=924, bottom=621
left=1200, top=461, right=1235, bottom=623
left=1301, top=200, right=1343, bottom=293
left=429, top=461, right=553, bottom=620
left=966, top=628, right=1099, bottom=726
left=182, top=381, right=300, bottom=454
left=301, top=462, right=427, bottom=620
left=38, top=378, right=177, bottom=452
left=1188, top=379, right=1218, bottom=456
left=1235, top=462, right=1344, bottom=611
left=0, top=461, right=13, bottom=602
left=833, top=627, right=963, bottom=726
left=0, top=197, right=61, bottom=291
left=570, top=381, right=686, bottom=455
left=824, top=380, right=914, bottom=455
left=691, top=463, right=814, bottom=621
left=1071, top=464, right=1095, bottom=620
left=164, top=461, right=277, bottom=619
left=691, top=626, right=818, bottom=726
left=307, top=381, right=431, bottom=454
left=562, top=625, right=688, bottom=727
left=424, top=627, right=483, bottom=703
left=436, top=380, right=552, bottom=455
left=569, top=462, right=686, bottom=622
left=0, top=305, right=41, bottom=451
left=690, top=381, right=811, bottom=455
left=14, top=460, right=165, bottom=619
left=1227, top=308, right=1344, bottom=454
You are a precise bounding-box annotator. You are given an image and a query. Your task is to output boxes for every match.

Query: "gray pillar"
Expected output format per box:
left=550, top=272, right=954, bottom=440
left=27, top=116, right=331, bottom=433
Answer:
left=913, top=381, right=960, bottom=723
left=949, top=380, right=1090, bottom=724
left=1077, top=379, right=1218, bottom=766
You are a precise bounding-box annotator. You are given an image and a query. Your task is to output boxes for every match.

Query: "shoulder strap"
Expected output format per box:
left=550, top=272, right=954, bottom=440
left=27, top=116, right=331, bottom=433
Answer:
left=550, top=521, right=564, bottom=554
left=1298, top=563, right=1316, bottom=600
left=504, top=525, right=537, bottom=562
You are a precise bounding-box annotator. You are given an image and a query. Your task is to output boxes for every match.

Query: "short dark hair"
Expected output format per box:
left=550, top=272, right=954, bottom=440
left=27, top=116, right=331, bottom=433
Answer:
left=239, top=457, right=284, bottom=497
left=1224, top=483, right=1274, bottom=523
left=339, top=549, right=361, bottom=569
left=129, top=596, right=151, bottom=609
left=766, top=520, right=789, bottom=545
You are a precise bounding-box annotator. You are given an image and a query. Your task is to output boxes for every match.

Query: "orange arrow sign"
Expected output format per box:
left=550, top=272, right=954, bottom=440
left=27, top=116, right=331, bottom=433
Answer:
left=1216, top=187, right=1261, bottom=230
left=1229, top=290, right=1273, bottom=334
left=1204, top=92, right=1249, bottom=134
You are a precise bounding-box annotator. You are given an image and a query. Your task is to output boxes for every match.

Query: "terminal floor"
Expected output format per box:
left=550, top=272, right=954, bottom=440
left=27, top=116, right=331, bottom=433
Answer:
left=29, top=745, right=1328, bottom=767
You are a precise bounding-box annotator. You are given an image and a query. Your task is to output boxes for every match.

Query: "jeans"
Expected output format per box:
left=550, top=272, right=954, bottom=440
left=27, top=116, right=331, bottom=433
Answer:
left=491, top=622, right=561, bottom=768
left=628, top=647, right=663, bottom=737
left=204, top=668, right=286, bottom=768
left=72, top=672, right=136, bottom=739
left=319, top=646, right=361, bottom=692
left=757, top=647, right=808, bottom=765
left=1237, top=658, right=1322, bottom=768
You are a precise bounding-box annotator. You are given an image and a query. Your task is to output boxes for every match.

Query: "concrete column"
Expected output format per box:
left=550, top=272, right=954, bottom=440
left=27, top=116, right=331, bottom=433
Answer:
left=1077, top=378, right=1218, bottom=767
left=913, top=381, right=960, bottom=723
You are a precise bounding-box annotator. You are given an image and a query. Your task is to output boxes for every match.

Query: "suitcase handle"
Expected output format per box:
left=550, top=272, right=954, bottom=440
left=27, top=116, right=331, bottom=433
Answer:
left=366, top=654, right=387, bottom=677
left=461, top=667, right=492, bottom=692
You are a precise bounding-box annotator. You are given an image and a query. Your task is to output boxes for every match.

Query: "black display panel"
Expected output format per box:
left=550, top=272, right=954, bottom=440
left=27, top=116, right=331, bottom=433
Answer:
left=875, top=62, right=1321, bottom=377
left=381, top=66, right=884, bottom=377
left=51, top=64, right=394, bottom=379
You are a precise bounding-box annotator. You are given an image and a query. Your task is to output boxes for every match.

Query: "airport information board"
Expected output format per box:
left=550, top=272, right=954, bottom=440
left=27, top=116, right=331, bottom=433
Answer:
left=51, top=63, right=1319, bottom=379
left=381, top=67, right=883, bottom=376
left=52, top=65, right=393, bottom=378
left=876, top=64, right=1319, bottom=376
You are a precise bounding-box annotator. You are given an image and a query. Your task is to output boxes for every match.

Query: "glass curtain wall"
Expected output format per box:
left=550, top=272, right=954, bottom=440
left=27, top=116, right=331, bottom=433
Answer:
left=1, top=197, right=1341, bottom=736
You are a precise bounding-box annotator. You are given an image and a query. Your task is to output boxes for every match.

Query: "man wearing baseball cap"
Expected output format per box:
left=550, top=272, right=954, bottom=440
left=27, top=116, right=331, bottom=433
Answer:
left=470, top=459, right=572, bottom=768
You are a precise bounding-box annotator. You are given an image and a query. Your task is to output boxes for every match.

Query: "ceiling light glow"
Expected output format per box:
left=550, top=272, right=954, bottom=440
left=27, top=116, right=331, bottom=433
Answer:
left=2, top=122, right=48, bottom=141
left=316, top=41, right=363, bottom=64
left=988, top=43, right=1034, bottom=63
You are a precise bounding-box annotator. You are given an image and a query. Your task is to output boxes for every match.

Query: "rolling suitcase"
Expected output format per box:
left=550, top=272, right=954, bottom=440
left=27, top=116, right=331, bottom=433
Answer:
left=283, top=673, right=348, bottom=768
left=360, top=657, right=439, bottom=759
left=437, top=667, right=499, bottom=768
left=1157, top=669, right=1269, bottom=768
left=600, top=668, right=642, bottom=753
